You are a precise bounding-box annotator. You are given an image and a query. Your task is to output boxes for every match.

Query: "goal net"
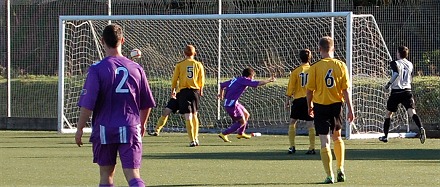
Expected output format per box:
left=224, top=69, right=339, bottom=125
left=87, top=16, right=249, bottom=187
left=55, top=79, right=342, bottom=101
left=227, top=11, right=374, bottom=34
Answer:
left=58, top=12, right=414, bottom=139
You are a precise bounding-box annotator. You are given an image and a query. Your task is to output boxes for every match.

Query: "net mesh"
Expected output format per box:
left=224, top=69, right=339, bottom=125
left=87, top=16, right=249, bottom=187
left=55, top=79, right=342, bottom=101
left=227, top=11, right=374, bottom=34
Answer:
left=351, top=16, right=408, bottom=135
left=61, top=14, right=408, bottom=136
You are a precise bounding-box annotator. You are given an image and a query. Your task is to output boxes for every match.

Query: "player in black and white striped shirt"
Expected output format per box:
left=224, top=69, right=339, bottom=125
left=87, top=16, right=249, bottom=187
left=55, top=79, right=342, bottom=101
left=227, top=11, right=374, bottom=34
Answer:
left=379, top=46, right=426, bottom=144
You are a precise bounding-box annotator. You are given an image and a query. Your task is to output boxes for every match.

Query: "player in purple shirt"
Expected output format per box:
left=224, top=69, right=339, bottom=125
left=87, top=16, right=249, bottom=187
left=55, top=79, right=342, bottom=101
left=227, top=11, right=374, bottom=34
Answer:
left=75, top=24, right=156, bottom=187
left=217, top=67, right=275, bottom=142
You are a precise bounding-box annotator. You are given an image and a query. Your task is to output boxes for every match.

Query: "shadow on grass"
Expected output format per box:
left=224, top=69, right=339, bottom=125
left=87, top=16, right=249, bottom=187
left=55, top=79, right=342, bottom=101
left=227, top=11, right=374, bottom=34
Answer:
left=149, top=181, right=322, bottom=187
left=1, top=146, right=74, bottom=149
left=348, top=149, right=440, bottom=160
left=144, top=149, right=440, bottom=161
left=144, top=150, right=317, bottom=160
left=10, top=136, right=68, bottom=139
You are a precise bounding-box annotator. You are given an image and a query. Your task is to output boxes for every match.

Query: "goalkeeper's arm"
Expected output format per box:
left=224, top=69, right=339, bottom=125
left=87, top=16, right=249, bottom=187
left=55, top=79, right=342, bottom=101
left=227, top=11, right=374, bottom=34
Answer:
left=385, top=61, right=399, bottom=89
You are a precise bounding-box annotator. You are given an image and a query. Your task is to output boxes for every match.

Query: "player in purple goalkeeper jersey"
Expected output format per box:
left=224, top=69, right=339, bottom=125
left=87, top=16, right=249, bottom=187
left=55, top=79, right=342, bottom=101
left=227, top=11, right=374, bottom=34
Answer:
left=217, top=67, right=275, bottom=142
left=75, top=24, right=156, bottom=187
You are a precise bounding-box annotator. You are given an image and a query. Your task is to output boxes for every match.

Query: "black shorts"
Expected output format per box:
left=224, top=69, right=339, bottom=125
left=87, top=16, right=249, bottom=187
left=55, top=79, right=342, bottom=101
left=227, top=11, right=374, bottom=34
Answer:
left=386, top=90, right=415, bottom=112
left=290, top=97, right=313, bottom=121
left=313, top=102, right=343, bottom=135
left=176, top=88, right=200, bottom=114
left=165, top=97, right=179, bottom=114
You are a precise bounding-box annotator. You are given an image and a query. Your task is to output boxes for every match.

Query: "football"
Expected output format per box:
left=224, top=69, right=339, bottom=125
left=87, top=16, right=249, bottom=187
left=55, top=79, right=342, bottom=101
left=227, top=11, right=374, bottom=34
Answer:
left=130, top=48, right=142, bottom=59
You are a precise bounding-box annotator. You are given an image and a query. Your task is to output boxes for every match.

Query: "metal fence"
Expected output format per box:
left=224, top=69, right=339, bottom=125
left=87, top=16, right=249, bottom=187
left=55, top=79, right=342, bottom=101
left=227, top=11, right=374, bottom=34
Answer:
left=0, top=0, right=439, bottom=124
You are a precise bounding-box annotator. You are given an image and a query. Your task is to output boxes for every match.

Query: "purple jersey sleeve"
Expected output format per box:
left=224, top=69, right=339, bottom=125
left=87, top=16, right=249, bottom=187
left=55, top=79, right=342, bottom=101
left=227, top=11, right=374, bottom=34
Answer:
left=239, top=78, right=259, bottom=88
left=139, top=69, right=156, bottom=110
left=220, top=80, right=232, bottom=89
left=221, top=76, right=259, bottom=107
left=78, top=66, right=100, bottom=110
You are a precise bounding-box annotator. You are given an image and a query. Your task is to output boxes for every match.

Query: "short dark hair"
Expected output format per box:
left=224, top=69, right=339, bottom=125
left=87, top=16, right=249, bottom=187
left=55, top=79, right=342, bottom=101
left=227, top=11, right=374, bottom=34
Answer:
left=242, top=67, right=255, bottom=77
left=102, top=24, right=123, bottom=48
left=299, top=49, right=312, bottom=63
left=319, top=36, right=334, bottom=52
left=398, top=46, right=409, bottom=59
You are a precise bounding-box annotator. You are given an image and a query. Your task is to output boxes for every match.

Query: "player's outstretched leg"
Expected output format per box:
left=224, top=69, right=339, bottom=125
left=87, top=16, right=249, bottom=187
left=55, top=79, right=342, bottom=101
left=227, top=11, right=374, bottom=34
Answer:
left=410, top=112, right=426, bottom=144
left=236, top=123, right=251, bottom=139
left=155, top=115, right=169, bottom=136
left=149, top=108, right=172, bottom=136
left=237, top=121, right=252, bottom=139
left=219, top=121, right=241, bottom=142
left=148, top=115, right=167, bottom=136
left=379, top=117, right=391, bottom=143
left=236, top=109, right=251, bottom=139
left=236, top=133, right=251, bottom=139
left=218, top=133, right=231, bottom=143
left=419, top=127, right=426, bottom=144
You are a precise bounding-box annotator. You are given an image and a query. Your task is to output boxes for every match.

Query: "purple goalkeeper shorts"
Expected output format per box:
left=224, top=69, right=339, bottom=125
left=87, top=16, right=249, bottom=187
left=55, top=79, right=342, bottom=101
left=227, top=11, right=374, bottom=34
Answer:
left=224, top=102, right=246, bottom=121
left=92, top=141, right=142, bottom=169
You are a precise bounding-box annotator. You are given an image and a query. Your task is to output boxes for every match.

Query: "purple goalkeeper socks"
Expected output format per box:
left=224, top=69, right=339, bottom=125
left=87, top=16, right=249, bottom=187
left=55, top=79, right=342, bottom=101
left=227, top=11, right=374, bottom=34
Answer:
left=128, top=178, right=145, bottom=187
left=223, top=121, right=242, bottom=135
left=99, top=184, right=114, bottom=187
left=237, top=122, right=248, bottom=135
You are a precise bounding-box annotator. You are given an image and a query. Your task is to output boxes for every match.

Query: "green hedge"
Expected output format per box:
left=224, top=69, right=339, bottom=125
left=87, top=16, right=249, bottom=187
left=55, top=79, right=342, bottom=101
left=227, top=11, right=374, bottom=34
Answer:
left=0, top=76, right=438, bottom=126
left=352, top=76, right=440, bottom=121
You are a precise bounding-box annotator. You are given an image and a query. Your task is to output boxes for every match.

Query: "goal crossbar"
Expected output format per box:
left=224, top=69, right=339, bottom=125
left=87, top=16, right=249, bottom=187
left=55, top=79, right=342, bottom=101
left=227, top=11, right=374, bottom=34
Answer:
left=59, top=12, right=353, bottom=21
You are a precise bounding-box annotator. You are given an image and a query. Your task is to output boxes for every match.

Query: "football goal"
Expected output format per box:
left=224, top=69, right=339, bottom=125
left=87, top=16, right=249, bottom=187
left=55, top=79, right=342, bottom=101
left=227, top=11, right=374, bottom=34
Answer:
left=58, top=12, right=416, bottom=139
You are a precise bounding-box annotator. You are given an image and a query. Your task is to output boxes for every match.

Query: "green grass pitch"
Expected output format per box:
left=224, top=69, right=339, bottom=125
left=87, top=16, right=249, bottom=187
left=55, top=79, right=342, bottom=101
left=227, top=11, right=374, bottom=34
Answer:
left=0, top=131, right=439, bottom=186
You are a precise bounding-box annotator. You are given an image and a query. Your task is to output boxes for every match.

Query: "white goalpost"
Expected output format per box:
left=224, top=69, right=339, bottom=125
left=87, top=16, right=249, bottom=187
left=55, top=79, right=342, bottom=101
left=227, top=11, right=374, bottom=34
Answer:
left=58, top=12, right=415, bottom=139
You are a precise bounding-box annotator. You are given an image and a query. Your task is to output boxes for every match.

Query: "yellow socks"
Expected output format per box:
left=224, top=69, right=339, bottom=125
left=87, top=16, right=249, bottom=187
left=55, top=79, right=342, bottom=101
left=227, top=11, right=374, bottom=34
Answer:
left=288, top=124, right=296, bottom=147
left=155, top=116, right=169, bottom=133
left=320, top=147, right=333, bottom=177
left=185, top=120, right=194, bottom=141
left=192, top=116, right=200, bottom=141
left=334, top=139, right=345, bottom=170
left=308, top=128, right=316, bottom=150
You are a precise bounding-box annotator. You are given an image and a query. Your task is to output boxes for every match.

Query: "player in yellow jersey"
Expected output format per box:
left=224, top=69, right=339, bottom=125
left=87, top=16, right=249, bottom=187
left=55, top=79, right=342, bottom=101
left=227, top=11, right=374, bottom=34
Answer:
left=147, top=96, right=179, bottom=136
left=306, top=36, right=354, bottom=184
left=171, top=45, right=205, bottom=147
left=285, top=49, right=316, bottom=155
